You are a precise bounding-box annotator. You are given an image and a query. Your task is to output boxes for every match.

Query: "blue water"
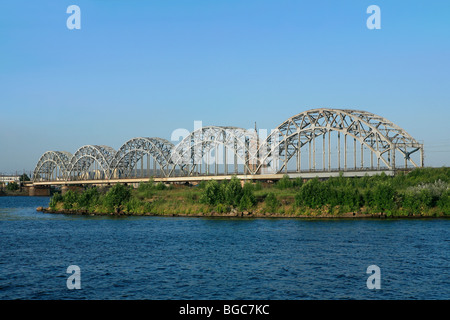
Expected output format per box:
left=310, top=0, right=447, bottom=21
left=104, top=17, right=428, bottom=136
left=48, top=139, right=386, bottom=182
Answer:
left=0, top=196, right=449, bottom=300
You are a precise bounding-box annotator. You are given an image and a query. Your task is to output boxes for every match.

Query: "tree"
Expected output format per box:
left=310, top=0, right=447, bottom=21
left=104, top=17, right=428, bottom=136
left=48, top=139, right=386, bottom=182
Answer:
left=200, top=180, right=223, bottom=205
left=240, top=182, right=256, bottom=210
left=6, top=182, right=19, bottom=191
left=62, top=190, right=78, bottom=209
left=78, top=187, right=100, bottom=209
left=239, top=194, right=255, bottom=211
left=225, top=176, right=243, bottom=206
left=104, top=183, right=132, bottom=211
left=19, top=174, right=30, bottom=182
left=264, top=192, right=280, bottom=213
left=276, top=175, right=293, bottom=189
left=295, top=178, right=330, bottom=208
left=437, top=189, right=450, bottom=215
left=372, top=183, right=396, bottom=212
left=49, top=192, right=63, bottom=210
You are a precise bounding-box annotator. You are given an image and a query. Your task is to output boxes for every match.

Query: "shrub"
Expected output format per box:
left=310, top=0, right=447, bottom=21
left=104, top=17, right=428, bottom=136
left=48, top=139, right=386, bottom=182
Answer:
left=292, top=177, right=303, bottom=188
left=295, top=178, right=330, bottom=208
left=49, top=192, right=63, bottom=209
left=264, top=192, right=280, bottom=213
left=239, top=194, right=254, bottom=210
left=104, top=183, right=132, bottom=211
left=372, top=183, right=396, bottom=212
left=78, top=187, right=99, bottom=209
left=200, top=180, right=222, bottom=205
left=197, top=180, right=207, bottom=189
left=337, top=186, right=362, bottom=211
left=240, top=183, right=256, bottom=210
left=224, top=176, right=243, bottom=206
left=62, top=190, right=78, bottom=209
left=254, top=181, right=263, bottom=191
left=437, top=189, right=450, bottom=215
left=155, top=182, right=167, bottom=190
left=6, top=182, right=19, bottom=191
left=406, top=180, right=448, bottom=207
left=137, top=181, right=154, bottom=198
left=276, top=175, right=293, bottom=189
left=124, top=197, right=145, bottom=214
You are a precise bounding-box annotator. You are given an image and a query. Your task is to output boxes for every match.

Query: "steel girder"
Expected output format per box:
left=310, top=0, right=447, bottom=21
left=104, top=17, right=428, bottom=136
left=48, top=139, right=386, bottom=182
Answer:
left=169, top=126, right=258, bottom=176
left=109, top=137, right=174, bottom=178
left=67, top=145, right=117, bottom=180
left=32, top=151, right=73, bottom=182
left=256, top=108, right=424, bottom=173
left=32, top=108, right=424, bottom=182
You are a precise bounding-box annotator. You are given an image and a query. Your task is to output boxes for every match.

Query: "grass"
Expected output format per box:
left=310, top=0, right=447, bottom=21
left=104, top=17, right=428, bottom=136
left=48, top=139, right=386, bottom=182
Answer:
left=47, top=168, right=450, bottom=218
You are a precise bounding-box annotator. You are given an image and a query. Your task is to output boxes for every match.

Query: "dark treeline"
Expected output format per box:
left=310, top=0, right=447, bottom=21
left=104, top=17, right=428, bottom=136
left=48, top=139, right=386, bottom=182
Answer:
left=48, top=167, right=450, bottom=217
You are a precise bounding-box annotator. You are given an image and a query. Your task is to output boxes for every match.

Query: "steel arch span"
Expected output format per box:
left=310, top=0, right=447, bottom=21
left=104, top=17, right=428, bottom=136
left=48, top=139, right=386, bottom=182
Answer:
left=109, top=137, right=175, bottom=178
left=169, top=126, right=259, bottom=177
left=33, top=151, right=73, bottom=182
left=255, top=108, right=424, bottom=174
left=67, top=145, right=117, bottom=180
left=31, top=108, right=424, bottom=183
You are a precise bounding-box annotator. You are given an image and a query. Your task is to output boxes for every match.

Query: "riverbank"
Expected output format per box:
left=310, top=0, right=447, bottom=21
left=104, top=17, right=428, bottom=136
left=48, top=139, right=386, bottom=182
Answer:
left=0, top=189, right=28, bottom=197
left=40, top=167, right=450, bottom=218
left=39, top=206, right=448, bottom=219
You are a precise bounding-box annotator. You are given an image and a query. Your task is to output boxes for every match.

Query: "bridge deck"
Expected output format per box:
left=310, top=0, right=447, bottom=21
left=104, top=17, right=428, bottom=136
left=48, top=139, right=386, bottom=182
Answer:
left=27, top=169, right=395, bottom=186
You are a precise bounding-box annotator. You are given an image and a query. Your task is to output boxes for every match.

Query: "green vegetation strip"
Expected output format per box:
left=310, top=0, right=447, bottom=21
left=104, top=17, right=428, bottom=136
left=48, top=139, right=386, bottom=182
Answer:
left=47, top=167, right=450, bottom=218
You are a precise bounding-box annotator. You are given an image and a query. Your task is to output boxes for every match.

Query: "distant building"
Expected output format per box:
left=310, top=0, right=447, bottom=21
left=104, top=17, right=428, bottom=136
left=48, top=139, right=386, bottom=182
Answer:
left=0, top=175, right=20, bottom=184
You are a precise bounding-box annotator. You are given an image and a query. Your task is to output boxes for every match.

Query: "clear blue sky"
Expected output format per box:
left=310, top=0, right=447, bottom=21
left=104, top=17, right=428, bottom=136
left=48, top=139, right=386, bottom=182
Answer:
left=1, top=0, right=449, bottom=174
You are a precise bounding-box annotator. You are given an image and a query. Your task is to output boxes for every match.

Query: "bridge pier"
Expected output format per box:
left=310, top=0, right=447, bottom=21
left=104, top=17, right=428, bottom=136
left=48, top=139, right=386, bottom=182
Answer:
left=28, top=186, right=50, bottom=196
left=61, top=185, right=84, bottom=195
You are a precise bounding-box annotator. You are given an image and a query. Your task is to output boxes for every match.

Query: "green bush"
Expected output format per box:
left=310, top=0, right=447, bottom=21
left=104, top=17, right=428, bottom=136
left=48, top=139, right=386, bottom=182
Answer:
left=254, top=181, right=263, bottom=191
left=137, top=181, right=154, bottom=198
left=104, top=183, right=132, bottom=211
left=276, top=175, right=293, bottom=189
left=49, top=192, right=63, bottom=209
left=337, top=186, right=362, bottom=211
left=199, top=177, right=256, bottom=210
left=239, top=194, right=255, bottom=211
left=6, top=182, right=19, bottom=191
left=124, top=197, right=145, bottom=214
left=372, top=183, right=396, bottom=212
left=62, top=190, right=78, bottom=209
left=155, top=182, right=167, bottom=190
left=78, top=187, right=100, bottom=209
left=239, top=182, right=256, bottom=210
left=437, top=189, right=450, bottom=215
left=224, top=176, right=243, bottom=206
left=200, top=180, right=222, bottom=205
left=293, top=177, right=303, bottom=188
left=264, top=192, right=280, bottom=213
left=295, top=178, right=331, bottom=208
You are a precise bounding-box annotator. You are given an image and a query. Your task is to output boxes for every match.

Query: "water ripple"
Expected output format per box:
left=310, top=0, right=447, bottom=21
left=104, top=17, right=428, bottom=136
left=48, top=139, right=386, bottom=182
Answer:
left=0, top=196, right=449, bottom=299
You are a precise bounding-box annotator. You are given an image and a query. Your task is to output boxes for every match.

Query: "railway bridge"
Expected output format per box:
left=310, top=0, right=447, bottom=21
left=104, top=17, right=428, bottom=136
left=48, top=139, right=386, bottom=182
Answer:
left=28, top=108, right=424, bottom=194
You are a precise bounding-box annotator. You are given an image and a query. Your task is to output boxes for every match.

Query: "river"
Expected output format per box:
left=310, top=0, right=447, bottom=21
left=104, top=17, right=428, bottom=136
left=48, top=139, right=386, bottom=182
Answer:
left=0, top=196, right=448, bottom=300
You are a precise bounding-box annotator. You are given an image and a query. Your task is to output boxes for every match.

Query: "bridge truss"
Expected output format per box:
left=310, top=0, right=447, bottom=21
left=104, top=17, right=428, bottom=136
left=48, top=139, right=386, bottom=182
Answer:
left=32, top=108, right=424, bottom=183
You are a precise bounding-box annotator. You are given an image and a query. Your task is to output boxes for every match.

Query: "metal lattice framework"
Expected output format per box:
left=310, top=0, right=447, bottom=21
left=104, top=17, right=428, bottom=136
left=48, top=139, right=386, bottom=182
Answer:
left=33, top=151, right=73, bottom=181
left=67, top=145, right=117, bottom=181
left=255, top=108, right=424, bottom=174
left=32, top=108, right=424, bottom=182
left=169, top=126, right=258, bottom=176
left=109, top=137, right=174, bottom=178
